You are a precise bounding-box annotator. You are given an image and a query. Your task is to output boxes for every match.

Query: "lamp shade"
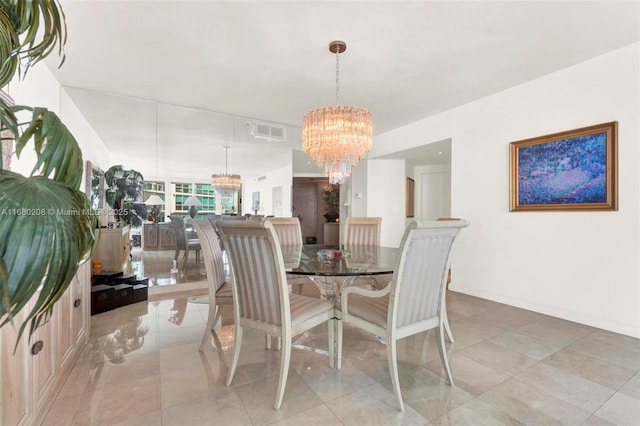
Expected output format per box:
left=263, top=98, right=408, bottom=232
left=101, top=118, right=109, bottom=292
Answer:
left=144, top=194, right=165, bottom=206
left=183, top=195, right=203, bottom=207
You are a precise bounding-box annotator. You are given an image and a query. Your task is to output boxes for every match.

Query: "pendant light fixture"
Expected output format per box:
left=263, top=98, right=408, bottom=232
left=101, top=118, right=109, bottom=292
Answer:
left=302, top=40, right=373, bottom=184
left=211, top=145, right=241, bottom=199
left=144, top=103, right=165, bottom=222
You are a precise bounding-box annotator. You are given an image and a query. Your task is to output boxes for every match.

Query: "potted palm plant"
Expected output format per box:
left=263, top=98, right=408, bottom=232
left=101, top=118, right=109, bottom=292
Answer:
left=105, top=165, right=147, bottom=227
left=0, top=1, right=95, bottom=342
left=322, top=184, right=340, bottom=222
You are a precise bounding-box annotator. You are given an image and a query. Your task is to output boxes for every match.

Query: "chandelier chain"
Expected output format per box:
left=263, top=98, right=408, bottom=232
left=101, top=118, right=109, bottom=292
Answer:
left=224, top=145, right=229, bottom=173
left=335, top=46, right=341, bottom=107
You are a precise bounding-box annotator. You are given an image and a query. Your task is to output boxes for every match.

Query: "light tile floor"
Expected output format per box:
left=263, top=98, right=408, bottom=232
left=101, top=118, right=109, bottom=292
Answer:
left=130, top=247, right=206, bottom=287
left=42, top=287, right=640, bottom=425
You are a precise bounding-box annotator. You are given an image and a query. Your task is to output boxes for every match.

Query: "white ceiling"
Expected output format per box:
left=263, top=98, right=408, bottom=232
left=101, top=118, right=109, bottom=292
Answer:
left=45, top=1, right=640, bottom=181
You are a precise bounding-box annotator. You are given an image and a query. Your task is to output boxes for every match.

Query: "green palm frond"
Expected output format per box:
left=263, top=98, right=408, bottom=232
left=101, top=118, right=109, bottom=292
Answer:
left=12, top=0, right=66, bottom=77
left=14, top=106, right=84, bottom=188
left=0, top=0, right=93, bottom=346
left=0, top=3, right=19, bottom=88
left=0, top=171, right=95, bottom=341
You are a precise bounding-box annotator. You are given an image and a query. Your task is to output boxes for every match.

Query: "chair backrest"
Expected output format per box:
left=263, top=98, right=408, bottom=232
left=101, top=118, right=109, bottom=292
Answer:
left=344, top=217, right=382, bottom=246
left=169, top=215, right=187, bottom=249
left=389, top=220, right=469, bottom=330
left=186, top=218, right=226, bottom=295
left=216, top=220, right=290, bottom=327
left=206, top=214, right=223, bottom=226
left=267, top=217, right=303, bottom=246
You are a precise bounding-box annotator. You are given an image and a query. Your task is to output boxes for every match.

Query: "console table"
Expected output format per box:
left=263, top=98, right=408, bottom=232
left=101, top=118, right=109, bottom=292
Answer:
left=142, top=222, right=177, bottom=251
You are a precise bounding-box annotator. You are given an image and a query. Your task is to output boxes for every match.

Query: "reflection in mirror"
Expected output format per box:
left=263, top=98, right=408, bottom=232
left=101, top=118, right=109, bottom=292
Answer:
left=85, top=160, right=105, bottom=210
left=89, top=313, right=150, bottom=365
left=67, top=87, right=313, bottom=291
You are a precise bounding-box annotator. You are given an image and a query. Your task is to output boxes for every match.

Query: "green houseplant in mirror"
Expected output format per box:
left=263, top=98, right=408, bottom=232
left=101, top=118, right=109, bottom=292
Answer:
left=105, top=165, right=147, bottom=227
left=322, top=184, right=340, bottom=222
left=0, top=1, right=95, bottom=344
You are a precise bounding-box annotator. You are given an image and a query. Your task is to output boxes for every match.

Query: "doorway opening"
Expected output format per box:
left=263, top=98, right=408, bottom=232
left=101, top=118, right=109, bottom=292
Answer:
left=292, top=177, right=333, bottom=244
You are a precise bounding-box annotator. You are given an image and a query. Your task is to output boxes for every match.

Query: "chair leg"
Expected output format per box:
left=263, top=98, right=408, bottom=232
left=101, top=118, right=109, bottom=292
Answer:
left=328, top=319, right=335, bottom=369
left=443, top=308, right=454, bottom=343
left=274, top=335, right=291, bottom=410
left=199, top=305, right=217, bottom=352
left=174, top=248, right=180, bottom=261
left=436, top=324, right=455, bottom=387
left=182, top=247, right=190, bottom=270
left=226, top=325, right=243, bottom=386
left=213, top=304, right=223, bottom=327
left=336, top=319, right=343, bottom=370
left=264, top=334, right=282, bottom=351
left=386, top=337, right=404, bottom=412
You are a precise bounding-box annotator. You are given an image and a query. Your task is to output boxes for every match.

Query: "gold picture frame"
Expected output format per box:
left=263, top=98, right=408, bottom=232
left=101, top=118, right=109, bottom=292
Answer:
left=509, top=121, right=618, bottom=212
left=406, top=177, right=415, bottom=218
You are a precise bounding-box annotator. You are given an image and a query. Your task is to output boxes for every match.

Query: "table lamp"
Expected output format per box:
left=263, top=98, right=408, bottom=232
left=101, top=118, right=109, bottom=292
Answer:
left=144, top=194, right=165, bottom=223
left=184, top=195, right=203, bottom=218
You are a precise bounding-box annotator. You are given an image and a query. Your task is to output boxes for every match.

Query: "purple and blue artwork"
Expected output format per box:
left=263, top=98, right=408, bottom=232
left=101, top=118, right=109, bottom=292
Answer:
left=518, top=132, right=607, bottom=205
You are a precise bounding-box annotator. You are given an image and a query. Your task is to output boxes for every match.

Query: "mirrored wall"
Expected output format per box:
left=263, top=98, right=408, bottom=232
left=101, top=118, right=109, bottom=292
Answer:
left=67, top=87, right=321, bottom=288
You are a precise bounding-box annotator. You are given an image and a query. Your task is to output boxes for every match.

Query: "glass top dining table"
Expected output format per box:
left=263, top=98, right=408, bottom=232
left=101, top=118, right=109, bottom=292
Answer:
left=283, top=244, right=400, bottom=301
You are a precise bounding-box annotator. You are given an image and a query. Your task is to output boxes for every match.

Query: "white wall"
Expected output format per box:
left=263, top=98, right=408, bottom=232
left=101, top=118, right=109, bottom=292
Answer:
left=366, top=159, right=407, bottom=247
left=349, top=160, right=368, bottom=217
left=6, top=65, right=110, bottom=187
left=372, top=43, right=640, bottom=337
left=60, top=90, right=110, bottom=172
left=241, top=164, right=293, bottom=217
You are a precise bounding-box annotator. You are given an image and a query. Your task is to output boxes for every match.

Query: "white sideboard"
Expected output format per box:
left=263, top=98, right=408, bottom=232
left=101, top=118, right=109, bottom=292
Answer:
left=92, top=226, right=131, bottom=272
left=0, top=262, right=90, bottom=426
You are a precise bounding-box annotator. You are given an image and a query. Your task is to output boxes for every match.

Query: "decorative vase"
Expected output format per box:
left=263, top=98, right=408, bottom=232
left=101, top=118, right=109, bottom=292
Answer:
left=188, top=205, right=198, bottom=218
left=323, top=213, right=339, bottom=223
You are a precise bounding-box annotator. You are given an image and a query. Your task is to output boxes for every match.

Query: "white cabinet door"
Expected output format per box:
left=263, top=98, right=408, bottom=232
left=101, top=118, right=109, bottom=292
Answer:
left=30, top=309, right=57, bottom=416
left=418, top=168, right=451, bottom=220
left=0, top=307, right=30, bottom=426
left=58, top=262, right=90, bottom=371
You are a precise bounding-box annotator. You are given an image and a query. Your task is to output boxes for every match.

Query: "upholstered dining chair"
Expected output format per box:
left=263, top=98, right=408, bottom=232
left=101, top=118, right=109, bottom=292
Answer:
left=436, top=217, right=462, bottom=343
left=267, top=217, right=311, bottom=295
left=206, top=214, right=223, bottom=229
left=217, top=219, right=336, bottom=410
left=186, top=218, right=233, bottom=351
left=169, top=214, right=201, bottom=270
left=267, top=217, right=303, bottom=245
left=343, top=216, right=382, bottom=246
left=337, top=219, right=469, bottom=411
left=344, top=216, right=387, bottom=289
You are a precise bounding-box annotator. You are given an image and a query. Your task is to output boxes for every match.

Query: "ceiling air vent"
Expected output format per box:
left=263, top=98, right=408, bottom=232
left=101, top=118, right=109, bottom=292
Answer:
left=248, top=120, right=287, bottom=142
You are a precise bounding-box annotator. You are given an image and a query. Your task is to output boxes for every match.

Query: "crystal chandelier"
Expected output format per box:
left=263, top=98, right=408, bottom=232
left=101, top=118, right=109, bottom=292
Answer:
left=212, top=145, right=241, bottom=199
left=303, top=40, right=372, bottom=184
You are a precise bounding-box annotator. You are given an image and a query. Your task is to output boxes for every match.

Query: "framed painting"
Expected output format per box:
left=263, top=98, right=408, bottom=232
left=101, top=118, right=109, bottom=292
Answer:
left=406, top=177, right=415, bottom=218
left=509, top=121, right=617, bottom=212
